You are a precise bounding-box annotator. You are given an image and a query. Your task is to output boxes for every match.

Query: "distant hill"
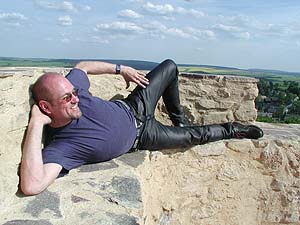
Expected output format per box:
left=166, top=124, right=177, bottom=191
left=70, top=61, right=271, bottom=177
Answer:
left=178, top=64, right=239, bottom=71
left=247, top=68, right=300, bottom=76
left=0, top=57, right=159, bottom=70
left=1, top=57, right=300, bottom=79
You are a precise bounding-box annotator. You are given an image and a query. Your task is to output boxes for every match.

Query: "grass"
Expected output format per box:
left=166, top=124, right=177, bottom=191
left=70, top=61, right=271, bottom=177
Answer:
left=0, top=58, right=75, bottom=67
left=178, top=66, right=300, bottom=83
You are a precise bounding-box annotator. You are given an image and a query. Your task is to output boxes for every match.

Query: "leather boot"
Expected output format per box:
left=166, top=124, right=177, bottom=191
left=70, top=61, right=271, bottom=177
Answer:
left=182, top=124, right=232, bottom=145
left=230, top=122, right=264, bottom=139
left=189, top=122, right=264, bottom=145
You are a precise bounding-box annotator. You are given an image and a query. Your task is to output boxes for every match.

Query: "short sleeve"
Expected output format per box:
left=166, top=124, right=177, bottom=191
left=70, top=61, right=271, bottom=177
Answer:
left=42, top=147, right=70, bottom=177
left=66, top=68, right=90, bottom=90
left=42, top=143, right=87, bottom=172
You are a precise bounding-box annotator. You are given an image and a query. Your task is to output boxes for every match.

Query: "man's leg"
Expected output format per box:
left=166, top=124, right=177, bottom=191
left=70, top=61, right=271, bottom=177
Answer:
left=138, top=119, right=263, bottom=150
left=124, top=59, right=186, bottom=125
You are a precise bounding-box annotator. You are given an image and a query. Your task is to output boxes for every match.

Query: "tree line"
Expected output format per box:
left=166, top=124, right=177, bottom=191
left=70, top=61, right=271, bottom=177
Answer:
left=256, top=78, right=300, bottom=123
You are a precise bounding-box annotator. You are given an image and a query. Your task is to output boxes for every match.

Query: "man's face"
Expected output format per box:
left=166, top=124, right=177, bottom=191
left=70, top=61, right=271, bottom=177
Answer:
left=47, top=77, right=82, bottom=126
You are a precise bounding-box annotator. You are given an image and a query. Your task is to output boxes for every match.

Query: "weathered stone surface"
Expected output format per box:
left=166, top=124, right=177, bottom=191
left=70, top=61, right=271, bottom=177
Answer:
left=3, top=220, right=53, bottom=225
left=1, top=68, right=300, bottom=225
left=24, top=190, right=62, bottom=218
left=202, top=111, right=235, bottom=125
left=178, top=73, right=258, bottom=125
left=117, top=151, right=147, bottom=168
left=78, top=160, right=119, bottom=172
left=106, top=212, right=139, bottom=225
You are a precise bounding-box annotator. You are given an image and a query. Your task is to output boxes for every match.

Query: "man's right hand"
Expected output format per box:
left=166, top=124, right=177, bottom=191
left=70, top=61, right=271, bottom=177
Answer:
left=30, top=104, right=52, bottom=125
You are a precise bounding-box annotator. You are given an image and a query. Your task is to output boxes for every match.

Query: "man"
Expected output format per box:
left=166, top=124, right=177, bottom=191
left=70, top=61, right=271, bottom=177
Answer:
left=20, top=59, right=263, bottom=195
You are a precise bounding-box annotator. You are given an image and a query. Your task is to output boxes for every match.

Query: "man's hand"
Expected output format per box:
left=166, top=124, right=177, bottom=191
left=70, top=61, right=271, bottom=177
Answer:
left=30, top=104, right=52, bottom=125
left=120, top=66, right=149, bottom=89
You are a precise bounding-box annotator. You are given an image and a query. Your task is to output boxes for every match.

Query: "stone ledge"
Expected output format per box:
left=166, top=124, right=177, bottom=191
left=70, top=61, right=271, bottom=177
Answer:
left=180, top=72, right=259, bottom=83
left=1, top=123, right=300, bottom=225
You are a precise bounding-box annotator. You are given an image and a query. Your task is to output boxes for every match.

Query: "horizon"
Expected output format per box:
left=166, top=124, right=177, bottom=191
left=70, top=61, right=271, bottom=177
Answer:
left=2, top=1, right=300, bottom=72
left=2, top=56, right=300, bottom=74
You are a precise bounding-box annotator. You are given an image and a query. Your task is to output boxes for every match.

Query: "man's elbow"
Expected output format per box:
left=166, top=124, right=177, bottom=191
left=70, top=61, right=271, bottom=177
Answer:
left=20, top=181, right=45, bottom=196
left=74, top=61, right=88, bottom=71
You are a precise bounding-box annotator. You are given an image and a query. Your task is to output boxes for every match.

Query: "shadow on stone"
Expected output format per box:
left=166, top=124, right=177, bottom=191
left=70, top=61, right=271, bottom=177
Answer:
left=106, top=212, right=139, bottom=225
left=78, top=161, right=119, bottom=172
left=24, top=190, right=62, bottom=218
left=117, top=151, right=146, bottom=168
left=3, top=220, right=52, bottom=225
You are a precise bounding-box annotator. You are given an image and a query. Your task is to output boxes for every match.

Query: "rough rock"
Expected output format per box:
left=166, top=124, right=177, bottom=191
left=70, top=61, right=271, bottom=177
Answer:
left=1, top=68, right=300, bottom=225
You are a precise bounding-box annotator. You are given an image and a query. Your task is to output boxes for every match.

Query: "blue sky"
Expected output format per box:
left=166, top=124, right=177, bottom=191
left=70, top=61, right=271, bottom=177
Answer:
left=2, top=0, right=300, bottom=72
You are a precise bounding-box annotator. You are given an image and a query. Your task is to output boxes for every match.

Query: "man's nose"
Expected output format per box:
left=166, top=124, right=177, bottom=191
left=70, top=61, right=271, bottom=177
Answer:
left=71, top=93, right=79, bottom=103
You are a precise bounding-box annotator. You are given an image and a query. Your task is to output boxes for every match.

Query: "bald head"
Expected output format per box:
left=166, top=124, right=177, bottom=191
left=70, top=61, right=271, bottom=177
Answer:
left=32, top=72, right=69, bottom=102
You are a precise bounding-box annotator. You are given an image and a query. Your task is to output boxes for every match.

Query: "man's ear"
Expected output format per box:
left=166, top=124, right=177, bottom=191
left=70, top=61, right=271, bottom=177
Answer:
left=38, top=100, right=51, bottom=115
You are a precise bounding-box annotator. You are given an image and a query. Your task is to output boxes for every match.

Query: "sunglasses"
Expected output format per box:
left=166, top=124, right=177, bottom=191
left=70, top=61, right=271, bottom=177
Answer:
left=61, top=88, right=79, bottom=104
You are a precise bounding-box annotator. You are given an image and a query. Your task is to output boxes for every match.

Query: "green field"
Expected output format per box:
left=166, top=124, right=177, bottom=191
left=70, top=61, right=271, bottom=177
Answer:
left=1, top=57, right=300, bottom=83
left=178, top=66, right=300, bottom=83
left=0, top=58, right=75, bottom=67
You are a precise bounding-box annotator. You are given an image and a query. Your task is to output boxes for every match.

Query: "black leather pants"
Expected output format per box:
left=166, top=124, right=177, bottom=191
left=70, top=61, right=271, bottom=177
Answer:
left=124, top=59, right=234, bottom=150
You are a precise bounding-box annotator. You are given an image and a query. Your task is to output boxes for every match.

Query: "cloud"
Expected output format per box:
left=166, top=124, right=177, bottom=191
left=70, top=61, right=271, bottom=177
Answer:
left=166, top=27, right=192, bottom=38
left=118, top=9, right=143, bottom=19
left=234, top=32, right=250, bottom=40
left=0, top=12, right=27, bottom=20
left=162, top=16, right=175, bottom=21
left=215, top=14, right=296, bottom=40
left=0, top=12, right=28, bottom=26
left=212, top=15, right=255, bottom=40
left=82, top=5, right=91, bottom=11
left=35, top=0, right=77, bottom=12
left=142, top=2, right=174, bottom=15
left=93, top=19, right=215, bottom=41
left=58, top=15, right=72, bottom=26
left=94, top=21, right=144, bottom=35
left=142, top=2, right=204, bottom=18
left=142, top=21, right=215, bottom=40
left=185, top=27, right=216, bottom=39
left=214, top=23, right=251, bottom=40
left=176, top=7, right=205, bottom=17
left=215, top=23, right=241, bottom=32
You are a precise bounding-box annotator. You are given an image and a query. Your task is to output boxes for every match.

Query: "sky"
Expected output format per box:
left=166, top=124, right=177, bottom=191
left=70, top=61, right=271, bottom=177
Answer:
left=2, top=0, right=300, bottom=72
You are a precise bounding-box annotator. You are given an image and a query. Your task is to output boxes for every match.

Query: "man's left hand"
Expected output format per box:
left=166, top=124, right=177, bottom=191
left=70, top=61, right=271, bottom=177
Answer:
left=120, top=66, right=149, bottom=89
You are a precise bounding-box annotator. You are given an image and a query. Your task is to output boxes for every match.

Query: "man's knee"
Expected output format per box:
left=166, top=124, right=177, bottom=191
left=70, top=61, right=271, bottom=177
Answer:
left=161, top=59, right=177, bottom=70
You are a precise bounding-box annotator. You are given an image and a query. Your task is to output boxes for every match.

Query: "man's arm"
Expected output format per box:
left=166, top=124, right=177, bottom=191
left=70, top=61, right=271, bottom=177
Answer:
left=75, top=61, right=149, bottom=89
left=20, top=105, right=62, bottom=195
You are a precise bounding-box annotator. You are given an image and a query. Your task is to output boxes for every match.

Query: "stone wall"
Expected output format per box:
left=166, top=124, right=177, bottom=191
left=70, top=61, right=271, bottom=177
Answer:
left=1, top=68, right=299, bottom=225
left=177, top=73, right=258, bottom=125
